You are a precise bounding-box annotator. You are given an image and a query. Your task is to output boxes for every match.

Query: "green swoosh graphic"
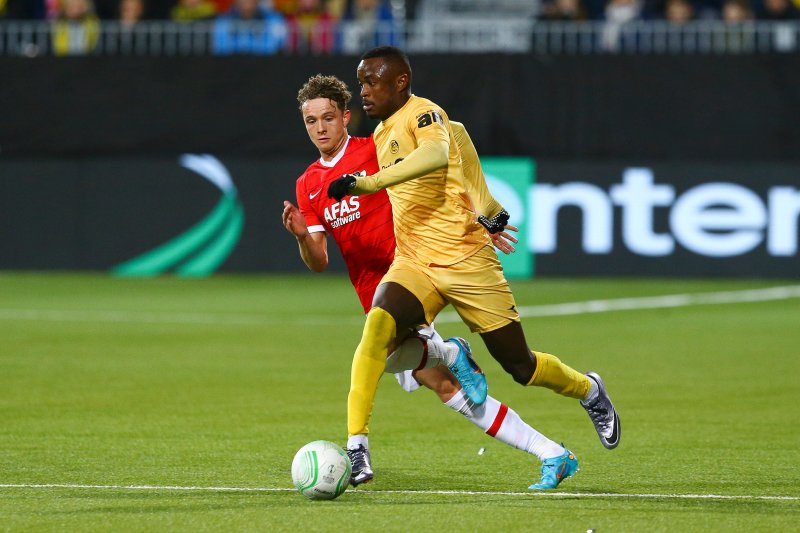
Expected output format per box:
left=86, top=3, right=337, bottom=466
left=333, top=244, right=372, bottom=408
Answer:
left=176, top=202, right=244, bottom=277
left=111, top=155, right=244, bottom=277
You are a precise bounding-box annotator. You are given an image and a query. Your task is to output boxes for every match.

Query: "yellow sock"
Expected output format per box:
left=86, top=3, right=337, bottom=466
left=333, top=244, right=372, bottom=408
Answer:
left=527, top=351, right=590, bottom=400
left=347, top=307, right=397, bottom=437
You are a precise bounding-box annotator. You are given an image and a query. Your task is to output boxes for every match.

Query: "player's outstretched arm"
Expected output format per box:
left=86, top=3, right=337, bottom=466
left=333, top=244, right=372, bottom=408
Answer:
left=350, top=138, right=449, bottom=195
left=282, top=200, right=328, bottom=272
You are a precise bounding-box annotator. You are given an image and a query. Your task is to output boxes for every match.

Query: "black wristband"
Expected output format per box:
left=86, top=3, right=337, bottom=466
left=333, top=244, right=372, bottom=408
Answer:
left=477, top=209, right=510, bottom=234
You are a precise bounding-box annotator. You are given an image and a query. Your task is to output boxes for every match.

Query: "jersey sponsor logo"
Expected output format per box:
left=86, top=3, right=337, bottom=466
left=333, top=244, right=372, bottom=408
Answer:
left=309, top=188, right=322, bottom=199
left=417, top=110, right=444, bottom=128
left=324, top=196, right=362, bottom=229
left=390, top=140, right=400, bottom=154
left=380, top=158, right=404, bottom=170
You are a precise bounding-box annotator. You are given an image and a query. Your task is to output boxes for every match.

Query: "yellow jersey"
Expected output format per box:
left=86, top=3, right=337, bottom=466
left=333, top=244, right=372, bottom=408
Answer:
left=451, top=121, right=504, bottom=220
left=372, top=95, right=489, bottom=266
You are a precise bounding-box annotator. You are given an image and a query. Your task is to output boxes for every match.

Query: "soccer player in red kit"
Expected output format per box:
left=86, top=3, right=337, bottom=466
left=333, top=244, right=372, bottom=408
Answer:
left=282, top=74, right=578, bottom=490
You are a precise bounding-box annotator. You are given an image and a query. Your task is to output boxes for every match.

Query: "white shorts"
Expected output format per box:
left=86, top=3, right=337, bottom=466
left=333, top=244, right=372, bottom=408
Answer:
left=393, top=323, right=439, bottom=393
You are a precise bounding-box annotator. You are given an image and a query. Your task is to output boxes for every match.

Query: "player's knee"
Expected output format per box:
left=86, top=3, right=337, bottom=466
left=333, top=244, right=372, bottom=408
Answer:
left=361, top=307, right=397, bottom=351
left=371, top=283, right=426, bottom=331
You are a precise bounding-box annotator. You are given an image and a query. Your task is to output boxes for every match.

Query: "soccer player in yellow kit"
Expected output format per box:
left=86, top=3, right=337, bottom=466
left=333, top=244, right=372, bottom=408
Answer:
left=286, top=74, right=587, bottom=491
left=328, top=46, right=621, bottom=490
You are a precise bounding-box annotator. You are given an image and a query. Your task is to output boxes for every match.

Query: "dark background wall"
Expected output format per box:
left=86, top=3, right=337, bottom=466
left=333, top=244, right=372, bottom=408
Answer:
left=3, top=54, right=800, bottom=161
left=2, top=54, right=799, bottom=277
left=0, top=156, right=311, bottom=272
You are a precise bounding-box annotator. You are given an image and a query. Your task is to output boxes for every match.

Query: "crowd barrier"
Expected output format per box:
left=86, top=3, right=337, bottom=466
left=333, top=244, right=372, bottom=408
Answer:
left=1, top=19, right=799, bottom=56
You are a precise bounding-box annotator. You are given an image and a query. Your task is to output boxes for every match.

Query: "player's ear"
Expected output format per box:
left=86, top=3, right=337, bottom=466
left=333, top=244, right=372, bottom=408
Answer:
left=343, top=109, right=351, bottom=127
left=396, top=73, right=409, bottom=93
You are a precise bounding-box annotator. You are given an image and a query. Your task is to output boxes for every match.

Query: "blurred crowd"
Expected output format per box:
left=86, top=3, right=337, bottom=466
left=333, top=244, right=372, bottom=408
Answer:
left=539, top=0, right=800, bottom=23
left=539, top=0, right=799, bottom=52
left=5, top=0, right=797, bottom=26
left=0, top=0, right=399, bottom=55
left=1, top=0, right=797, bottom=56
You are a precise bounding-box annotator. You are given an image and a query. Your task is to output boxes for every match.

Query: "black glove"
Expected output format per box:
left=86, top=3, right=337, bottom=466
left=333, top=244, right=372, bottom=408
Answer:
left=327, top=174, right=358, bottom=201
left=478, top=209, right=510, bottom=234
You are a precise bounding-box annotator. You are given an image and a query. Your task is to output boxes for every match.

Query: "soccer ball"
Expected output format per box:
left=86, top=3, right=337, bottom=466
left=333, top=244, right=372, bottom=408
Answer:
left=291, top=440, right=352, bottom=500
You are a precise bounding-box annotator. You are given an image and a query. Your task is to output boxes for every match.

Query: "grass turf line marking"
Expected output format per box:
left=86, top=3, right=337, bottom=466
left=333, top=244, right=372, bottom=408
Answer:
left=438, top=285, right=800, bottom=323
left=0, top=484, right=797, bottom=501
left=0, top=308, right=361, bottom=327
left=1, top=285, right=799, bottom=326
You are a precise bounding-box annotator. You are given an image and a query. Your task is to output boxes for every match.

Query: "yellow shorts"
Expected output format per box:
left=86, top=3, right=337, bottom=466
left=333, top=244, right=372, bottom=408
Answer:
left=380, top=245, right=520, bottom=334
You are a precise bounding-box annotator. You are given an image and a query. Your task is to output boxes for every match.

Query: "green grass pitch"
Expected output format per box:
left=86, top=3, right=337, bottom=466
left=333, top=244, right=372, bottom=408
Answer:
left=1, top=273, right=798, bottom=532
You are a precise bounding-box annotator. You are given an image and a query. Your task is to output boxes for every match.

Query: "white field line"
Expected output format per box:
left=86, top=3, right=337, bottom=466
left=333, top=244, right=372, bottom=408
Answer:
left=0, top=308, right=361, bottom=327
left=0, top=483, right=797, bottom=502
left=0, top=285, right=799, bottom=327
left=437, top=285, right=800, bottom=323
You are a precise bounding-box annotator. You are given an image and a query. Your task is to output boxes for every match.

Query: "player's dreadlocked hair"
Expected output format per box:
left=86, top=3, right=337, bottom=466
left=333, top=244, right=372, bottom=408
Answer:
left=297, top=74, right=352, bottom=112
left=360, top=46, right=412, bottom=89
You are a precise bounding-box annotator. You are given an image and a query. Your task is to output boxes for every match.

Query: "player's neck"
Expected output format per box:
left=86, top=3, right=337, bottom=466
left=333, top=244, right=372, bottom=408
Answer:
left=320, top=135, right=349, bottom=163
left=319, top=135, right=351, bottom=167
left=383, top=94, right=413, bottom=122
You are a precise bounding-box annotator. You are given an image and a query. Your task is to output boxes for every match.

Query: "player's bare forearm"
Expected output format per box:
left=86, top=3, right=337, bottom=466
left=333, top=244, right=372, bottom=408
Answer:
left=297, top=233, right=328, bottom=273
left=282, top=200, right=328, bottom=272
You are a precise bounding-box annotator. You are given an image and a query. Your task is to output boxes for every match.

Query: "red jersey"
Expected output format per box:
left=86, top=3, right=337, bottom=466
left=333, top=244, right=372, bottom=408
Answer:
left=295, top=136, right=396, bottom=312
